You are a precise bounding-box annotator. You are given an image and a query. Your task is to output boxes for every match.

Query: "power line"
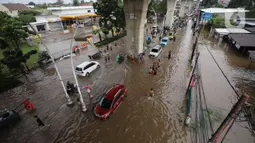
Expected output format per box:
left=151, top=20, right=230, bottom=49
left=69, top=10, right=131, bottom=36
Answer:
left=205, top=45, right=240, bottom=98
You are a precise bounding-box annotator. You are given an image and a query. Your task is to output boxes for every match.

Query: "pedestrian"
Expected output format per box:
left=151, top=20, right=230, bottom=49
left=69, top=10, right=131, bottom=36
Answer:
left=131, top=55, right=135, bottom=63
left=157, top=59, right=160, bottom=67
left=110, top=46, right=112, bottom=51
left=104, top=49, right=106, bottom=53
left=168, top=50, right=171, bottom=60
left=149, top=67, right=153, bottom=75
left=115, top=42, right=117, bottom=47
left=107, top=54, right=110, bottom=61
left=159, top=36, right=162, bottom=41
left=77, top=96, right=80, bottom=104
left=105, top=55, right=108, bottom=63
left=154, top=69, right=157, bottom=75
left=148, top=88, right=154, bottom=97
left=83, top=84, right=93, bottom=98
left=106, top=45, right=109, bottom=51
left=34, top=115, right=45, bottom=127
left=173, top=35, right=176, bottom=42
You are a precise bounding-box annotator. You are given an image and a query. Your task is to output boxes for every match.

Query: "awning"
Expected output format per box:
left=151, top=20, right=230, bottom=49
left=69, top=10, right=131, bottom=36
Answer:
left=60, top=13, right=98, bottom=19
left=201, top=8, right=248, bottom=13
left=215, top=28, right=229, bottom=36
left=214, top=28, right=250, bottom=36
left=228, top=34, right=255, bottom=48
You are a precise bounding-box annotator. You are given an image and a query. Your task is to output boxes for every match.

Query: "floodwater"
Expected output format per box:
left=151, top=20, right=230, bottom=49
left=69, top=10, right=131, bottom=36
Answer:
left=190, top=32, right=255, bottom=143
left=0, top=20, right=254, bottom=143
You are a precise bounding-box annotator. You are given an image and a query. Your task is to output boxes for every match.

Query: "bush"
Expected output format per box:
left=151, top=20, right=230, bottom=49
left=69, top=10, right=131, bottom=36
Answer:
left=94, top=31, right=126, bottom=47
left=0, top=75, right=23, bottom=93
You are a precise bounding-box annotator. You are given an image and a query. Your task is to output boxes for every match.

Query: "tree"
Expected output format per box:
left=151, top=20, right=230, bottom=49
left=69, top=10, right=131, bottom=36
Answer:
left=228, top=0, right=250, bottom=8
left=92, top=28, right=102, bottom=41
left=0, top=12, right=37, bottom=73
left=93, top=0, right=126, bottom=39
left=201, top=0, right=218, bottom=8
left=148, top=0, right=167, bottom=16
left=81, top=0, right=85, bottom=5
left=28, top=2, right=36, bottom=5
left=56, top=0, right=64, bottom=5
left=73, top=0, right=80, bottom=6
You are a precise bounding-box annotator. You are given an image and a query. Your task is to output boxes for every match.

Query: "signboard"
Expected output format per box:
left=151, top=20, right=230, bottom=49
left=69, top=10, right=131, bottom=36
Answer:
left=202, top=12, right=213, bottom=20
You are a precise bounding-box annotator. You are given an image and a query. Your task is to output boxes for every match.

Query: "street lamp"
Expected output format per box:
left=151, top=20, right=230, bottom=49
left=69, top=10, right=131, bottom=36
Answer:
left=70, top=26, right=87, bottom=112
left=28, top=24, right=73, bottom=106
left=161, top=10, right=173, bottom=37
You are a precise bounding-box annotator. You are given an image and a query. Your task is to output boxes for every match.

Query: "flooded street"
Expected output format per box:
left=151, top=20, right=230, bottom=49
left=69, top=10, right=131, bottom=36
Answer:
left=1, top=19, right=255, bottom=143
left=53, top=21, right=194, bottom=143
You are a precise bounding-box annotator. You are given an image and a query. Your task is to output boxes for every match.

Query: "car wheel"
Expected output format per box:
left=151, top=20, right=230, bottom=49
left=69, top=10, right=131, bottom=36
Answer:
left=86, top=72, right=90, bottom=76
left=97, top=65, right=100, bottom=68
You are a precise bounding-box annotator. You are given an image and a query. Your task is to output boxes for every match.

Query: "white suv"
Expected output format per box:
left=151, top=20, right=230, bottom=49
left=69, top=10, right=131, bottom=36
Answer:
left=149, top=45, right=162, bottom=58
left=75, top=61, right=100, bottom=76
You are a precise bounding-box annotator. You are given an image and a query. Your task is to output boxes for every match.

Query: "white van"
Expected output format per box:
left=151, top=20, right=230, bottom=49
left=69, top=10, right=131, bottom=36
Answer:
left=75, top=61, right=100, bottom=76
left=149, top=45, right=162, bottom=58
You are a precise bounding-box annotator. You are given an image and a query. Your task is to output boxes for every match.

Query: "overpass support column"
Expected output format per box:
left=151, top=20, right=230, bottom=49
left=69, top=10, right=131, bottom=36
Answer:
left=124, top=0, right=149, bottom=54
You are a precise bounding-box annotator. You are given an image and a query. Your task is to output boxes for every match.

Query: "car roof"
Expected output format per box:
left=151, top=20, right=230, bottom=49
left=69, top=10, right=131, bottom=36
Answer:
left=152, top=45, right=161, bottom=49
left=104, top=84, right=124, bottom=101
left=162, top=37, right=168, bottom=40
left=76, top=61, right=92, bottom=68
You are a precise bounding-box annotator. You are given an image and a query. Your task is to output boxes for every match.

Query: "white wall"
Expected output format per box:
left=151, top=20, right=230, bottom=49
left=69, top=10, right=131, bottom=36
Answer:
left=50, top=8, right=95, bottom=16
left=0, top=4, right=10, bottom=14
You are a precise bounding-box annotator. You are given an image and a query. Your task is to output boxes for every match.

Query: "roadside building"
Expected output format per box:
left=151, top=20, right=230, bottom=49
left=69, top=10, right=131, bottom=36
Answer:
left=228, top=34, right=255, bottom=55
left=0, top=3, right=28, bottom=17
left=245, top=27, right=255, bottom=33
left=211, top=28, right=250, bottom=42
left=29, top=6, right=97, bottom=33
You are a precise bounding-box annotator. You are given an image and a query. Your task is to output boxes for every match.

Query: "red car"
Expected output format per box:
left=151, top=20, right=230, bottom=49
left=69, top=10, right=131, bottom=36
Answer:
left=94, top=84, right=127, bottom=119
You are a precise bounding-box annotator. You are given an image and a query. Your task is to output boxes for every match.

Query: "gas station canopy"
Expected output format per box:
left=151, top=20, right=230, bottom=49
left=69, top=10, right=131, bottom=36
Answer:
left=60, top=13, right=98, bottom=19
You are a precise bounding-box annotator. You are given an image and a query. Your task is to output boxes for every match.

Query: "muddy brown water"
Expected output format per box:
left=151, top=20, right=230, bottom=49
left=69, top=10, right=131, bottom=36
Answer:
left=0, top=21, right=254, bottom=143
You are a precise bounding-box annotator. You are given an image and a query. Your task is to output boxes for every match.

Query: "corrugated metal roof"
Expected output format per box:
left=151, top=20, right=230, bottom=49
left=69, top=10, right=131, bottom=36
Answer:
left=229, top=34, right=255, bottom=47
left=2, top=3, right=29, bottom=11
left=245, top=27, right=255, bottom=33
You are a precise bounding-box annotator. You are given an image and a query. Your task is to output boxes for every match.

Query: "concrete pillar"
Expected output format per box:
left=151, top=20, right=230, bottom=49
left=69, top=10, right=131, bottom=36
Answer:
left=165, top=0, right=176, bottom=29
left=124, top=0, right=149, bottom=54
left=45, top=22, right=50, bottom=31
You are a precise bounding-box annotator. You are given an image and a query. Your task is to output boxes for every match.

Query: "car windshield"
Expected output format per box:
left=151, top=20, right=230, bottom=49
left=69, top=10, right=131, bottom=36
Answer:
left=99, top=98, right=112, bottom=109
left=151, top=49, right=159, bottom=53
left=76, top=67, right=82, bottom=71
left=162, top=39, right=167, bottom=42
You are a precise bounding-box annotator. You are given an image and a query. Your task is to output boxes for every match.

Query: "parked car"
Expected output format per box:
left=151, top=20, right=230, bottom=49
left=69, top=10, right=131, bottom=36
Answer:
left=160, top=37, right=169, bottom=46
left=94, top=84, right=128, bottom=119
left=0, top=108, right=21, bottom=129
left=149, top=45, right=162, bottom=58
left=75, top=61, right=100, bottom=76
left=88, top=51, right=102, bottom=60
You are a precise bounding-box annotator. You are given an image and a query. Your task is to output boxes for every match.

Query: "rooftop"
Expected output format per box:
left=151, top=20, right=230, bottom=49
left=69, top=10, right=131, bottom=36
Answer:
left=2, top=3, right=29, bottom=11
left=245, top=27, right=255, bottom=33
left=47, top=6, right=93, bottom=11
left=201, top=8, right=249, bottom=13
left=215, top=28, right=250, bottom=36
left=228, top=34, right=255, bottom=48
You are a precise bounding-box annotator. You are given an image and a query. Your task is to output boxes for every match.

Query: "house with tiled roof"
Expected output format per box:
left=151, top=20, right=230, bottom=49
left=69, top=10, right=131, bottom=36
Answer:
left=0, top=3, right=29, bottom=16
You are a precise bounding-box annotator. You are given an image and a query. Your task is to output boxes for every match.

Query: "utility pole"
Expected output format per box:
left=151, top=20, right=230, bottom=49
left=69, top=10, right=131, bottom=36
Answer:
left=208, top=94, right=249, bottom=143
left=70, top=26, right=87, bottom=112
left=28, top=24, right=73, bottom=106
left=185, top=53, right=200, bottom=97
